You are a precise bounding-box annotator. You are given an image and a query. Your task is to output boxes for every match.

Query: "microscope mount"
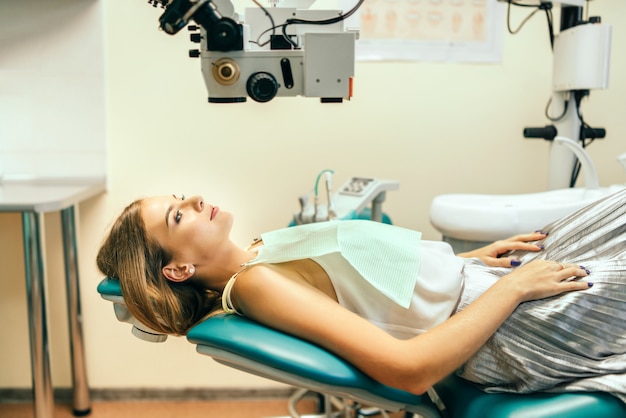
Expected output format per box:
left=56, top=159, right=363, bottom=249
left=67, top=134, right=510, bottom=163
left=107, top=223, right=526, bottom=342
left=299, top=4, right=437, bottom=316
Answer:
left=518, top=3, right=612, bottom=189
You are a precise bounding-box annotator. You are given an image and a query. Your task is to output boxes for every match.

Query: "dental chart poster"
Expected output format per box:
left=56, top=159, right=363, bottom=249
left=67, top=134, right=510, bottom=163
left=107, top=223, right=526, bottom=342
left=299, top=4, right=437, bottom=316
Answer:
left=345, top=0, right=506, bottom=63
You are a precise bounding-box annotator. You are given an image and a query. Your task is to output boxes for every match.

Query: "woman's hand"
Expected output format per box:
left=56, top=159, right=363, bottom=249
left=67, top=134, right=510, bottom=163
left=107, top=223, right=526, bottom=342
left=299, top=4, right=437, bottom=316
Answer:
left=498, top=259, right=592, bottom=303
left=457, top=231, right=547, bottom=267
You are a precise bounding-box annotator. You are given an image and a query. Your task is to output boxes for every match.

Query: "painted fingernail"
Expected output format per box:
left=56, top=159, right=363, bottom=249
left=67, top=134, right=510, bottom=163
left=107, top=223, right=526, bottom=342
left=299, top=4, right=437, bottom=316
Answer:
left=580, top=265, right=590, bottom=274
left=535, top=230, right=549, bottom=235
left=536, top=244, right=545, bottom=250
left=588, top=282, right=594, bottom=288
left=510, top=259, right=521, bottom=267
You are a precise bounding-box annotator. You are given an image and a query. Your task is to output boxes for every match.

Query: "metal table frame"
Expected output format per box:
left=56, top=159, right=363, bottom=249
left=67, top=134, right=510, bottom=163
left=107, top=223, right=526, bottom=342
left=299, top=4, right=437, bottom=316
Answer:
left=1, top=180, right=105, bottom=417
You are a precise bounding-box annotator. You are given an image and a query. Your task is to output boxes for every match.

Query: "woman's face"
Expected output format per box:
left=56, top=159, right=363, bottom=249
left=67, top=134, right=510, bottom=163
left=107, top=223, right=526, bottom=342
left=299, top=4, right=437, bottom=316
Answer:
left=141, top=195, right=233, bottom=265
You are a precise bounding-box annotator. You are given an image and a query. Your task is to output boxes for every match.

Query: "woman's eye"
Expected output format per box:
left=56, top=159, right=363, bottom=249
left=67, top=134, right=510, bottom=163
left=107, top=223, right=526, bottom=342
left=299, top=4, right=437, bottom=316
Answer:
left=180, top=194, right=185, bottom=201
left=174, top=210, right=182, bottom=224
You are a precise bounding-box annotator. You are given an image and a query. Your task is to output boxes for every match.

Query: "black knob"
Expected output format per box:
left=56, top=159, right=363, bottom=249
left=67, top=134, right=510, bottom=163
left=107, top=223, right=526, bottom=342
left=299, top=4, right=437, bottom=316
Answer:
left=188, top=49, right=200, bottom=58
left=523, top=125, right=557, bottom=140
left=246, top=72, right=279, bottom=103
left=190, top=33, right=202, bottom=43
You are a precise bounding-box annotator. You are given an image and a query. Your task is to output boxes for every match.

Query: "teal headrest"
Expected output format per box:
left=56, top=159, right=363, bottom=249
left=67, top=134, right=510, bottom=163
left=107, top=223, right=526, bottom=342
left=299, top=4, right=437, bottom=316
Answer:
left=97, top=277, right=122, bottom=297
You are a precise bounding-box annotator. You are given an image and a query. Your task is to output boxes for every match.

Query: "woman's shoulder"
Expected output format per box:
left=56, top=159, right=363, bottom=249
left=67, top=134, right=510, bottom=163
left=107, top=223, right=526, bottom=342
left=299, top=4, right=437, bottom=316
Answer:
left=238, top=259, right=327, bottom=287
left=231, top=261, right=326, bottom=316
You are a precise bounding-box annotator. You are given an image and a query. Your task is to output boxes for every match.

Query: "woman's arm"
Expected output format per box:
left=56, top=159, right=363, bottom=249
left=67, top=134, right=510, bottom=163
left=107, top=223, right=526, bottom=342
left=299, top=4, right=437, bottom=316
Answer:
left=457, top=231, right=547, bottom=267
left=232, top=259, right=590, bottom=395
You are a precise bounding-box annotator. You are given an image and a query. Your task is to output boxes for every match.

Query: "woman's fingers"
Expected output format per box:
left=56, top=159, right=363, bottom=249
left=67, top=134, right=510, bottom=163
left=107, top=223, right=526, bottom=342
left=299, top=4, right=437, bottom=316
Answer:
left=501, top=241, right=544, bottom=253
left=553, top=262, right=591, bottom=281
left=489, top=240, right=543, bottom=259
left=506, top=260, right=593, bottom=302
left=483, top=256, right=521, bottom=268
left=505, top=231, right=548, bottom=243
left=459, top=231, right=548, bottom=267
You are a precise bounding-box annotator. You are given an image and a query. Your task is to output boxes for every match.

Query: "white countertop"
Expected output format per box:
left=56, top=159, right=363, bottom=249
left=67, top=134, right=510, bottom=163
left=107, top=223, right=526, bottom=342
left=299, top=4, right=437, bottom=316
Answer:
left=0, top=178, right=106, bottom=213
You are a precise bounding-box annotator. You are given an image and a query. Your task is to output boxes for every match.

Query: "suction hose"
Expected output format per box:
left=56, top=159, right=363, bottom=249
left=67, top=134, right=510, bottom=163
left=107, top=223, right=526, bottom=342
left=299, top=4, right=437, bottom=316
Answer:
left=554, top=136, right=599, bottom=190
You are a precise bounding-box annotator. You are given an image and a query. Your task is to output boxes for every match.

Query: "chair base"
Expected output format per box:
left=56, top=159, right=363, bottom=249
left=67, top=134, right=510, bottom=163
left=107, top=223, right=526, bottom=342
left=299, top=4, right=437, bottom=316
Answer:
left=276, top=388, right=393, bottom=418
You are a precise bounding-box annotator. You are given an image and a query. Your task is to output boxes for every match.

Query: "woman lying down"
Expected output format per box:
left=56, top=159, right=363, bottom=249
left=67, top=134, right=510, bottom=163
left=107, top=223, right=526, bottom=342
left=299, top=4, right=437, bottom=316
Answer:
left=97, top=187, right=626, bottom=402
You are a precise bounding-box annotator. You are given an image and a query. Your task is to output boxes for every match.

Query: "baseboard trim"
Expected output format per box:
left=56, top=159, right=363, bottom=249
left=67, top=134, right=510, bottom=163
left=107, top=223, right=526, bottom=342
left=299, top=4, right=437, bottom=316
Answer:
left=0, top=387, right=300, bottom=404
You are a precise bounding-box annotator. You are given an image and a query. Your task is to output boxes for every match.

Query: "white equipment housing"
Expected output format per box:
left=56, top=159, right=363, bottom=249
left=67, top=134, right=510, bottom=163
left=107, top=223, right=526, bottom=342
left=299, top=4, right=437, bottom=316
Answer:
left=553, top=23, right=611, bottom=92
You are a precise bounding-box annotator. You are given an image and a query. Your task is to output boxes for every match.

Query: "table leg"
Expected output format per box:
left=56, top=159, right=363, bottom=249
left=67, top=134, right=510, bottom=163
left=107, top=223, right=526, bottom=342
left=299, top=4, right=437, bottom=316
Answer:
left=22, top=211, right=54, bottom=418
left=61, top=206, right=92, bottom=416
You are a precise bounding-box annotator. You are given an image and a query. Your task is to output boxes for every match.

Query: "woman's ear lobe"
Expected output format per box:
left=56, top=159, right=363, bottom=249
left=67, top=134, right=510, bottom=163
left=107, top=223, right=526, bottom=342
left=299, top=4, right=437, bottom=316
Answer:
left=162, top=264, right=191, bottom=283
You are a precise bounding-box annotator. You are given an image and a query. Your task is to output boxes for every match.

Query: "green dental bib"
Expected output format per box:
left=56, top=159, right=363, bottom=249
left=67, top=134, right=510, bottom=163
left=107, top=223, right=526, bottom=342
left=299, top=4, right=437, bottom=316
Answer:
left=247, top=220, right=422, bottom=308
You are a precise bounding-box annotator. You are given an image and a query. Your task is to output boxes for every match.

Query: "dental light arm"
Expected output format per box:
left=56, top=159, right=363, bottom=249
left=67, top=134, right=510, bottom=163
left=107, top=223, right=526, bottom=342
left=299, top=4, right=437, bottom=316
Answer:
left=146, top=0, right=358, bottom=103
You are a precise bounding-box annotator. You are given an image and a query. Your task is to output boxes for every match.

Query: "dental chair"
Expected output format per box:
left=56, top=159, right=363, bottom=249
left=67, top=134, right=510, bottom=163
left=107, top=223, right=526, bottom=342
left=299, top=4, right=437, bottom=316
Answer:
left=98, top=277, right=626, bottom=418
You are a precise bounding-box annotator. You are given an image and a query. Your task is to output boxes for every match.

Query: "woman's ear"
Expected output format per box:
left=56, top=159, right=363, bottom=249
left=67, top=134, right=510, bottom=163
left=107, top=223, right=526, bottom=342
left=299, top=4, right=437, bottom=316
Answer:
left=162, top=263, right=194, bottom=283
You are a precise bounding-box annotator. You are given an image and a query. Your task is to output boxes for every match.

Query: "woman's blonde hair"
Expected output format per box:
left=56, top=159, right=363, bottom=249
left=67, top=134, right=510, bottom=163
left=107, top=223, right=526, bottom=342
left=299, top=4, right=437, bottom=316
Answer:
left=97, top=200, right=220, bottom=335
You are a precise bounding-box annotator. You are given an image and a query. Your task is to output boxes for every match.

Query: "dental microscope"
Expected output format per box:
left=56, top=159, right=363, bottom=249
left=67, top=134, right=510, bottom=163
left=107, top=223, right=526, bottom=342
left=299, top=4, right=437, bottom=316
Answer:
left=147, top=0, right=358, bottom=103
left=505, top=1, right=612, bottom=189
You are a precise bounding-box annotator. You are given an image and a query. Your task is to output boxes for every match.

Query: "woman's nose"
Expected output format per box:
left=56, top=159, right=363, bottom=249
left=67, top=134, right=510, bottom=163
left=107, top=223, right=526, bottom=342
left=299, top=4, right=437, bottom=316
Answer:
left=184, top=196, right=204, bottom=212
left=187, top=195, right=204, bottom=212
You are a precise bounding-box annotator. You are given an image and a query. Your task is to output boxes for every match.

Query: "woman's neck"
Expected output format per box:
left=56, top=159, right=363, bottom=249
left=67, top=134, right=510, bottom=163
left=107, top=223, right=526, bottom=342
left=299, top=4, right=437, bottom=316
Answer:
left=193, top=244, right=256, bottom=291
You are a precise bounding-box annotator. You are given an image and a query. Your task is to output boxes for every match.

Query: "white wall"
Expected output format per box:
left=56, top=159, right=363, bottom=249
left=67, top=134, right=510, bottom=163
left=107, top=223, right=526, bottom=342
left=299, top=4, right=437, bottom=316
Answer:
left=1, top=0, right=625, bottom=392
left=0, top=0, right=106, bottom=181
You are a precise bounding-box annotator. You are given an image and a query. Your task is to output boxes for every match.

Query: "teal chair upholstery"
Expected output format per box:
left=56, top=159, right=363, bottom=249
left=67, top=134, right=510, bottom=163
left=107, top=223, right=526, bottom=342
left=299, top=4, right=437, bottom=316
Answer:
left=433, top=374, right=625, bottom=418
left=187, top=313, right=440, bottom=417
left=98, top=277, right=626, bottom=417
left=98, top=276, right=122, bottom=297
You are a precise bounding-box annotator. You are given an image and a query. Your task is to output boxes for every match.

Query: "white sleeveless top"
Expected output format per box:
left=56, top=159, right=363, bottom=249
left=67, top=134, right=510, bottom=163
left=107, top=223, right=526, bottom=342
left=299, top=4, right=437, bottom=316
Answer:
left=222, top=220, right=464, bottom=339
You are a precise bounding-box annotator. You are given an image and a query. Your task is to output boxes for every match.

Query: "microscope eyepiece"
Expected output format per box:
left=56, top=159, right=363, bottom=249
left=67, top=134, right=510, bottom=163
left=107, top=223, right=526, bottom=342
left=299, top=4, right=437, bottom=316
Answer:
left=158, top=0, right=193, bottom=34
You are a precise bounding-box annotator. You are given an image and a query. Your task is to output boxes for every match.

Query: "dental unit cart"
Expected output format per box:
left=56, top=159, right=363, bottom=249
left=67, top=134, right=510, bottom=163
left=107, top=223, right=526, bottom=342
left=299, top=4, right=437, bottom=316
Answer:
left=1, top=179, right=105, bottom=418
left=292, top=172, right=399, bottom=226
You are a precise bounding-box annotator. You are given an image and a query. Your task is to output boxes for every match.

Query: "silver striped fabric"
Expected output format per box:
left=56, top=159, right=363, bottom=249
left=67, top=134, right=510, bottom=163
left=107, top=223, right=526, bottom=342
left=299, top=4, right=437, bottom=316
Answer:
left=454, top=188, right=626, bottom=402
